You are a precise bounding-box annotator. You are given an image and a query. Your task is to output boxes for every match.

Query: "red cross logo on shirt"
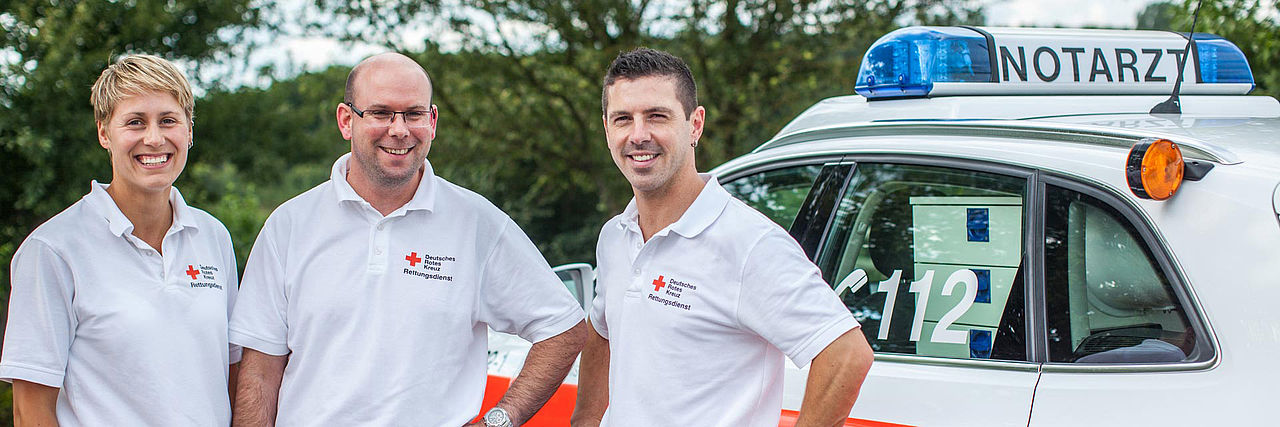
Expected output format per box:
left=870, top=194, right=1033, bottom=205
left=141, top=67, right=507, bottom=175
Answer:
left=405, top=252, right=422, bottom=267
left=186, top=265, right=200, bottom=280
left=652, top=275, right=666, bottom=292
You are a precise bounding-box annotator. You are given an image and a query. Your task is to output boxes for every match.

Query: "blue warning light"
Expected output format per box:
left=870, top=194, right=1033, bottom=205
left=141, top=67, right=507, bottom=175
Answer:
left=854, top=27, right=991, bottom=99
left=854, top=26, right=1255, bottom=99
left=1191, top=33, right=1254, bottom=85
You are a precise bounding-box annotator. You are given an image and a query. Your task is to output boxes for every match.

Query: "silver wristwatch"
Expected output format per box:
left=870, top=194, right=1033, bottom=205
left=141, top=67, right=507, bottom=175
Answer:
left=483, top=407, right=513, bottom=427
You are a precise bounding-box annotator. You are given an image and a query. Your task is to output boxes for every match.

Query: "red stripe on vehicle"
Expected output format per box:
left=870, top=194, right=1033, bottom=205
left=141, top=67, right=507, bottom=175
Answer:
left=778, top=409, right=914, bottom=427
left=482, top=375, right=908, bottom=426
left=476, top=374, right=579, bottom=426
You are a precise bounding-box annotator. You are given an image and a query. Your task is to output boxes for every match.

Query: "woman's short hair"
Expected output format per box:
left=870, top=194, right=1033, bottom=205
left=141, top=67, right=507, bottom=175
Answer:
left=90, top=54, right=195, bottom=124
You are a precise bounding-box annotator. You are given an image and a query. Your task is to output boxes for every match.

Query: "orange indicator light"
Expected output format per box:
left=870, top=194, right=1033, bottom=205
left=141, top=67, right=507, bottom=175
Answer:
left=1126, top=138, right=1184, bottom=200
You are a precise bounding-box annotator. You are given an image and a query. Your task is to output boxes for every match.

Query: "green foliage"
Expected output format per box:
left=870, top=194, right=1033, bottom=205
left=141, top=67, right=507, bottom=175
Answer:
left=24, top=0, right=1280, bottom=418
left=316, top=0, right=986, bottom=265
left=1137, top=0, right=1280, bottom=97
left=0, top=0, right=261, bottom=418
left=1137, top=2, right=1183, bottom=29
left=0, top=382, right=9, bottom=425
left=0, top=0, right=262, bottom=303
left=181, top=66, right=351, bottom=266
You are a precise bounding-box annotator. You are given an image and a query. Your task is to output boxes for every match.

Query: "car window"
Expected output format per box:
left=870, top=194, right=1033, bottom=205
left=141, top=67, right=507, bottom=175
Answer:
left=1043, top=185, right=1200, bottom=364
left=816, top=162, right=1028, bottom=361
left=555, top=269, right=583, bottom=303
left=722, top=164, right=823, bottom=229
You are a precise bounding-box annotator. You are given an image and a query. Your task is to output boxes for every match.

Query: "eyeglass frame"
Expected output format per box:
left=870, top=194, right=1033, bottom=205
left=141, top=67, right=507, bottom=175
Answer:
left=344, top=102, right=436, bottom=128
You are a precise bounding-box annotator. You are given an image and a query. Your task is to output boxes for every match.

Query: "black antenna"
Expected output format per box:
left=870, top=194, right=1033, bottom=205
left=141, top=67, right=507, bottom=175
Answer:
left=1151, top=0, right=1204, bottom=115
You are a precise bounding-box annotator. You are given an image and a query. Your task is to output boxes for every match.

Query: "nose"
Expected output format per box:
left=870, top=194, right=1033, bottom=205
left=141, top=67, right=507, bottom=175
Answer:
left=143, top=122, right=165, bottom=147
left=626, top=118, right=651, bottom=145
left=387, top=112, right=411, bottom=137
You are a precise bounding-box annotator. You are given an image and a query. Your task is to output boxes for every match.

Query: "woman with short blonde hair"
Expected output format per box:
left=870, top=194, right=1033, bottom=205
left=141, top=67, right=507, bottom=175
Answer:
left=1, top=54, right=240, bottom=425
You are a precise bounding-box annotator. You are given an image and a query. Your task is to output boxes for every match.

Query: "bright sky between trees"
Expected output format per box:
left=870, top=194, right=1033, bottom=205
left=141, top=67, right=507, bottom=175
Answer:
left=245, top=0, right=1162, bottom=86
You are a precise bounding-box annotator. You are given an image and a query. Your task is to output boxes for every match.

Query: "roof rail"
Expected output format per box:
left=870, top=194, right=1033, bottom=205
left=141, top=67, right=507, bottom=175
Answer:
left=754, top=121, right=1240, bottom=164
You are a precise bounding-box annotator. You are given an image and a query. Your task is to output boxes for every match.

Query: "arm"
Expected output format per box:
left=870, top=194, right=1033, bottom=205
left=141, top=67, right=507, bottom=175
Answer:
left=794, top=329, right=874, bottom=427
left=232, top=349, right=287, bottom=427
left=12, top=380, right=59, bottom=427
left=228, top=362, right=240, bottom=406
left=475, top=321, right=587, bottom=426
left=569, top=321, right=609, bottom=427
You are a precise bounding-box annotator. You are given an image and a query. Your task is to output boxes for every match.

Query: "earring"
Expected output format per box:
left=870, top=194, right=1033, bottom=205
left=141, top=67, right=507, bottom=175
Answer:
left=188, top=140, right=194, bottom=149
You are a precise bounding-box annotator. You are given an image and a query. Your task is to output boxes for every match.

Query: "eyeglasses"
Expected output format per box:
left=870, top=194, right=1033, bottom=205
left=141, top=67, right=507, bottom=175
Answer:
left=345, top=102, right=434, bottom=128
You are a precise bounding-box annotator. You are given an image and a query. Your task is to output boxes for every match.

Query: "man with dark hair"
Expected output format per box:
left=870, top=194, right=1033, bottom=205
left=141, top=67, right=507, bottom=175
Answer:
left=231, top=52, right=587, bottom=427
left=572, top=47, right=874, bottom=426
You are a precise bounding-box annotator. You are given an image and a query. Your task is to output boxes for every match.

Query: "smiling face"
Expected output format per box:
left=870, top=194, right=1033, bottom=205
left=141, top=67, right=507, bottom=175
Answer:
left=338, top=56, right=437, bottom=192
left=97, top=91, right=191, bottom=197
left=603, top=76, right=705, bottom=195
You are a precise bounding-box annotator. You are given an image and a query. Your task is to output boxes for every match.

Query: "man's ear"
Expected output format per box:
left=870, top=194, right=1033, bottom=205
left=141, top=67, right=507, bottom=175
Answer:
left=336, top=102, right=355, bottom=141
left=425, top=104, right=439, bottom=140
left=690, top=105, right=706, bottom=144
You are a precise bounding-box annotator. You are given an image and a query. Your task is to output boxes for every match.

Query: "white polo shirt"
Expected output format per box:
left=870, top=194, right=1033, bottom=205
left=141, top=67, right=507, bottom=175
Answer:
left=590, top=175, right=859, bottom=426
left=229, top=153, right=584, bottom=426
left=1, top=181, right=241, bottom=426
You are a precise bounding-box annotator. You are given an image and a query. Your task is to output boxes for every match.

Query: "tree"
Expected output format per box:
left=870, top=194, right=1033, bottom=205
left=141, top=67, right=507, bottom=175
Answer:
left=182, top=66, right=353, bottom=267
left=0, top=0, right=263, bottom=270
left=0, top=0, right=261, bottom=409
left=1137, top=1, right=1182, bottom=29
left=311, top=0, right=986, bottom=264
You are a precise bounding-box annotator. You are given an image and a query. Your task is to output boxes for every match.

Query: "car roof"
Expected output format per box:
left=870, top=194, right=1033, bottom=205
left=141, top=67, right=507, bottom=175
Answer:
left=757, top=95, right=1280, bottom=165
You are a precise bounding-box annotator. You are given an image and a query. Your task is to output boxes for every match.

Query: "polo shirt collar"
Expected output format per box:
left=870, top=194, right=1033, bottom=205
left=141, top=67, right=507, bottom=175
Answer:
left=330, top=152, right=437, bottom=213
left=618, top=174, right=730, bottom=239
left=86, top=180, right=199, bottom=238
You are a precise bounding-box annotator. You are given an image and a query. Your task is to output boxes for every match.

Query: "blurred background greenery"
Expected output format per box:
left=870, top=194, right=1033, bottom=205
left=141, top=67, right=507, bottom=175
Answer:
left=0, top=0, right=1276, bottom=422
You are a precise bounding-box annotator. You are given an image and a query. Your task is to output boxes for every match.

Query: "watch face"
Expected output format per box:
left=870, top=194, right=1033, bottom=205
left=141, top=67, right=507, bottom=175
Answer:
left=485, top=408, right=510, bottom=426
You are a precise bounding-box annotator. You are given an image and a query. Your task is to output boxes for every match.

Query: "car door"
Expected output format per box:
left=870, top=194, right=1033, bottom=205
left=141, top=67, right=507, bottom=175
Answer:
left=1027, top=178, right=1219, bottom=426
left=763, top=158, right=1042, bottom=427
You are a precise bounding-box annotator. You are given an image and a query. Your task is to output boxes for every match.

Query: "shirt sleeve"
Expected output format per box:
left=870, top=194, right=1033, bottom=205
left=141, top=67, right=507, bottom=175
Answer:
left=477, top=217, right=584, bottom=343
left=587, top=289, right=608, bottom=339
left=228, top=217, right=291, bottom=356
left=587, top=226, right=610, bottom=339
left=222, top=229, right=243, bottom=364
left=0, top=238, right=76, bottom=387
left=736, top=229, right=860, bottom=368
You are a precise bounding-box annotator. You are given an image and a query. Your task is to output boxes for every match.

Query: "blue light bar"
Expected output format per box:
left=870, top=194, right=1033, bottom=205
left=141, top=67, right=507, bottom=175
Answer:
left=855, top=26, right=1255, bottom=99
left=1192, top=33, right=1254, bottom=85
left=855, top=27, right=991, bottom=99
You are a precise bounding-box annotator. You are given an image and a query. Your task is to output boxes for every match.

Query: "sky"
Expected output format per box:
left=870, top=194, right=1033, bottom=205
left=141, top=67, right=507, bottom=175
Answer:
left=985, top=0, right=1160, bottom=28
left=194, top=0, right=1167, bottom=90
left=255, top=0, right=1163, bottom=76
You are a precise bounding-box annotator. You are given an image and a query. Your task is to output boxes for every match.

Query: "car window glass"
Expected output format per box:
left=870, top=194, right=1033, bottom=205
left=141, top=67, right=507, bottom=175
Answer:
left=1044, top=185, right=1198, bottom=363
left=555, top=269, right=583, bottom=304
left=817, top=162, right=1028, bottom=361
left=722, top=165, right=823, bottom=229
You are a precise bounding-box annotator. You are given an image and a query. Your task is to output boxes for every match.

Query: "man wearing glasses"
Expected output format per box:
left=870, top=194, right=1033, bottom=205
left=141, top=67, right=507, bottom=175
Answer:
left=230, top=53, right=587, bottom=426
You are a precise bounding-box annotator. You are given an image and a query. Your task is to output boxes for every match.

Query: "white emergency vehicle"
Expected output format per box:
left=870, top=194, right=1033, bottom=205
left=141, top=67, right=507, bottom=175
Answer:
left=486, top=26, right=1280, bottom=426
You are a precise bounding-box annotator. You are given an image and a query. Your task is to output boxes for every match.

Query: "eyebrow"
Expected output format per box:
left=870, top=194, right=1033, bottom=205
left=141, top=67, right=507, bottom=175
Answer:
left=366, top=103, right=430, bottom=110
left=608, top=106, right=675, bottom=119
left=119, top=111, right=183, bottom=119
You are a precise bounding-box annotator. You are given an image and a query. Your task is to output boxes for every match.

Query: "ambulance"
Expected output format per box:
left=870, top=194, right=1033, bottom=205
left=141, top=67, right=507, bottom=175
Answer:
left=486, top=26, right=1280, bottom=426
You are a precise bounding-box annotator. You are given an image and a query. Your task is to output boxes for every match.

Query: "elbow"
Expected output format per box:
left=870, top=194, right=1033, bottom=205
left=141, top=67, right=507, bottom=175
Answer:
left=565, top=320, right=589, bottom=354
left=848, top=329, right=874, bottom=378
